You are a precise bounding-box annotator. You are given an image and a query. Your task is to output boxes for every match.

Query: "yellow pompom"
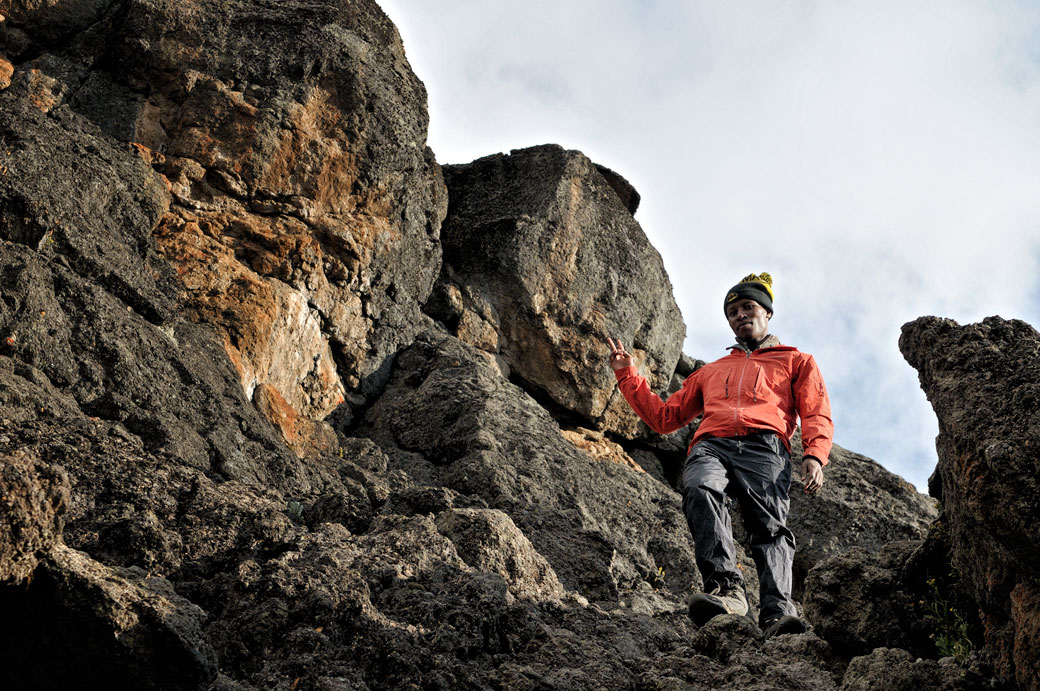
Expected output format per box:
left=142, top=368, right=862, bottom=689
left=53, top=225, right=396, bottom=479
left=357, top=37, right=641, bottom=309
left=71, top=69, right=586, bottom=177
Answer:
left=739, top=272, right=774, bottom=300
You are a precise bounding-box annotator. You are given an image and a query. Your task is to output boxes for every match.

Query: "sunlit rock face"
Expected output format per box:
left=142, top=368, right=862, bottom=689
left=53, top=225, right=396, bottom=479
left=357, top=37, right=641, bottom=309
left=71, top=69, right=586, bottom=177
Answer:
left=429, top=144, right=685, bottom=439
left=0, top=89, right=302, bottom=488
left=2, top=0, right=446, bottom=451
left=901, top=315, right=1040, bottom=690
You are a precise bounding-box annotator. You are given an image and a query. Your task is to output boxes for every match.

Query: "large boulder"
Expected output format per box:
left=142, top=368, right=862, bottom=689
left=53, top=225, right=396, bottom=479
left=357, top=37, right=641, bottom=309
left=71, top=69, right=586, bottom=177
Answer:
left=802, top=541, right=929, bottom=656
left=900, top=315, right=1040, bottom=690
left=434, top=507, right=567, bottom=604
left=841, top=647, right=987, bottom=691
left=0, top=413, right=365, bottom=689
left=428, top=144, right=685, bottom=438
left=0, top=0, right=447, bottom=453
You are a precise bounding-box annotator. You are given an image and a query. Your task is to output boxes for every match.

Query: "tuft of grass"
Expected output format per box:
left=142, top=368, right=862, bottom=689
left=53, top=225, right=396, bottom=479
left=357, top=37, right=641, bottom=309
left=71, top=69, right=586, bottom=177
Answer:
left=921, top=576, right=974, bottom=662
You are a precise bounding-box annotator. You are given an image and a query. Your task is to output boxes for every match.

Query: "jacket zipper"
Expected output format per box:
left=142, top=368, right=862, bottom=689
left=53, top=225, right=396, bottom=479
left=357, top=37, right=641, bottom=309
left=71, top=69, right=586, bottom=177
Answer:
left=733, top=350, right=751, bottom=427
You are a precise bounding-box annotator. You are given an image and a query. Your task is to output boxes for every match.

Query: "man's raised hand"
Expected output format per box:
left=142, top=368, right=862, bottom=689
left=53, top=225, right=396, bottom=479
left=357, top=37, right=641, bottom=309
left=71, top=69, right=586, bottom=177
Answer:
left=607, top=337, right=634, bottom=371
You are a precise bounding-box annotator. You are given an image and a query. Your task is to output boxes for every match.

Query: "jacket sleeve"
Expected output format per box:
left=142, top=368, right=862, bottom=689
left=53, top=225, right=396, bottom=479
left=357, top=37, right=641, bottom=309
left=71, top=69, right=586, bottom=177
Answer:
left=792, top=354, right=834, bottom=465
left=613, top=366, right=703, bottom=435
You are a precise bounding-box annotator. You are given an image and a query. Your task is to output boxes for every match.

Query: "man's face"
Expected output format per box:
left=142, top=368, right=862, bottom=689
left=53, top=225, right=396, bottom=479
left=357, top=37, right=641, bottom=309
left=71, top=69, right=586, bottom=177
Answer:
left=726, top=299, right=771, bottom=343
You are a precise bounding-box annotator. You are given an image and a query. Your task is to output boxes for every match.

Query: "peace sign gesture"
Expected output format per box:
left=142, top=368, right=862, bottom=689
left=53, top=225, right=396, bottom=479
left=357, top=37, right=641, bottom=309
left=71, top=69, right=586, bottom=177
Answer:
left=607, top=338, right=634, bottom=371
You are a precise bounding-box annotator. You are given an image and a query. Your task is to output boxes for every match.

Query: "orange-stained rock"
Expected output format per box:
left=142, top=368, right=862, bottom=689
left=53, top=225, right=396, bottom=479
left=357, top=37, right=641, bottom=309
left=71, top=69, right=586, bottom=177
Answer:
left=0, top=56, right=12, bottom=91
left=560, top=427, right=644, bottom=474
left=252, top=383, right=338, bottom=459
left=0, top=0, right=446, bottom=451
left=1011, top=582, right=1040, bottom=691
left=23, top=67, right=63, bottom=112
left=154, top=210, right=348, bottom=424
left=114, top=0, right=448, bottom=440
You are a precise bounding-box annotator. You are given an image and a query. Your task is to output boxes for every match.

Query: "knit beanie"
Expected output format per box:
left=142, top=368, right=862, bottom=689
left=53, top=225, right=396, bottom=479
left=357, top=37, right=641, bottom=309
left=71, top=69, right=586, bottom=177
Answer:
left=724, top=272, right=774, bottom=314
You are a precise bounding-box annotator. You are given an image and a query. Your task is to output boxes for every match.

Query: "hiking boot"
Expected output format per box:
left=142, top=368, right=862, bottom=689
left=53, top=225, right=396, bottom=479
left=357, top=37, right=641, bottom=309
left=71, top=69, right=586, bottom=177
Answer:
left=688, top=585, right=749, bottom=626
left=762, top=615, right=808, bottom=639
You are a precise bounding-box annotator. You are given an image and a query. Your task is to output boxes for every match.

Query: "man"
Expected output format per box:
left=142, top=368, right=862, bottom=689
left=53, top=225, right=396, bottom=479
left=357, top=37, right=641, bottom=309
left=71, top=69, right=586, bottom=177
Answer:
left=607, top=272, right=832, bottom=638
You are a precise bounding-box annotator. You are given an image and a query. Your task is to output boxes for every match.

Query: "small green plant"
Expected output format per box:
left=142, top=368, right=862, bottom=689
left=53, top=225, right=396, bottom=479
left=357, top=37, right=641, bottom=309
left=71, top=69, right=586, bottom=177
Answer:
left=921, top=576, right=974, bottom=662
left=286, top=500, right=304, bottom=520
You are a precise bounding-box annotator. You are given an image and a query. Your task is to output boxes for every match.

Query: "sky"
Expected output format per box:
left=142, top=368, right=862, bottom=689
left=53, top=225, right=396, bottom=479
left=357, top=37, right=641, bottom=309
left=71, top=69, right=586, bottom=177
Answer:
left=377, top=0, right=1040, bottom=493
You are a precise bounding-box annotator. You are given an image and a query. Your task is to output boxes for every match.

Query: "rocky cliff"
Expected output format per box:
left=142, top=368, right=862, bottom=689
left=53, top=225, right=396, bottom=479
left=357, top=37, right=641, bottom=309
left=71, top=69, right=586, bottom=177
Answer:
left=0, top=1, right=1030, bottom=690
left=900, top=317, right=1040, bottom=691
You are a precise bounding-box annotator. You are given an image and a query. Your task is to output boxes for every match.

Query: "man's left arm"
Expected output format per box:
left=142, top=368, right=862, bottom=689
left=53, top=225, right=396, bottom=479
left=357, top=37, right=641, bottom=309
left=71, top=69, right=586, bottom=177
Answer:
left=793, top=353, right=834, bottom=493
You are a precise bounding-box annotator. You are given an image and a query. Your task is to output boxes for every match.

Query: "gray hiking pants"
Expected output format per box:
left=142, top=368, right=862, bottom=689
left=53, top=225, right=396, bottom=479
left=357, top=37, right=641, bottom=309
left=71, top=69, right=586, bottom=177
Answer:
left=681, top=432, right=797, bottom=625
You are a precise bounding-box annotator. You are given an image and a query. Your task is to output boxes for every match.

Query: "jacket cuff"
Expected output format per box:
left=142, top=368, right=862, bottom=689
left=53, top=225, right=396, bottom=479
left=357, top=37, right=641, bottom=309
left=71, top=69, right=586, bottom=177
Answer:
left=803, top=448, right=830, bottom=467
left=613, top=366, right=637, bottom=381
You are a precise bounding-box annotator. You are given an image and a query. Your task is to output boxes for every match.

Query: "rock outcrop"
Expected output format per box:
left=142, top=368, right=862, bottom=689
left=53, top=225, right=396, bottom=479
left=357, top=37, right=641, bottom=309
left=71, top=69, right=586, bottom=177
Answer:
left=0, top=84, right=305, bottom=489
left=840, top=647, right=985, bottom=691
left=901, top=316, right=1040, bottom=690
left=1, top=545, right=217, bottom=691
left=803, top=541, right=930, bottom=656
left=2, top=0, right=446, bottom=454
left=428, top=145, right=685, bottom=438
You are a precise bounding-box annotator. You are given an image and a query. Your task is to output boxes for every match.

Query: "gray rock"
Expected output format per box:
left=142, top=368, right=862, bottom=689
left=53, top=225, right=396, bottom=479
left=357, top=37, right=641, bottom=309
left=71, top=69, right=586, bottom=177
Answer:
left=0, top=449, right=68, bottom=584
left=0, top=544, right=217, bottom=691
left=0, top=97, right=304, bottom=490
left=431, top=144, right=685, bottom=438
left=593, top=163, right=641, bottom=215
left=901, top=315, right=1040, bottom=689
left=802, top=542, right=928, bottom=656
left=782, top=437, right=937, bottom=596
left=2, top=0, right=448, bottom=451
left=841, top=648, right=984, bottom=691
left=435, top=508, right=566, bottom=603
left=110, top=0, right=446, bottom=408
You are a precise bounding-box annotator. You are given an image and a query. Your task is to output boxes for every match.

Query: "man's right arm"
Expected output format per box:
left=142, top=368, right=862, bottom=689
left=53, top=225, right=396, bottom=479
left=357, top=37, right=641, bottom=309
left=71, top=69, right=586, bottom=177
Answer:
left=614, top=366, right=703, bottom=435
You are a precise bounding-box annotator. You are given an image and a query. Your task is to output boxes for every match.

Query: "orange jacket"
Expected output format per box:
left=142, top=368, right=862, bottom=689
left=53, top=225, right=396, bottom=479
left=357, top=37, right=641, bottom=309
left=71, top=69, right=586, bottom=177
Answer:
left=614, top=344, right=833, bottom=464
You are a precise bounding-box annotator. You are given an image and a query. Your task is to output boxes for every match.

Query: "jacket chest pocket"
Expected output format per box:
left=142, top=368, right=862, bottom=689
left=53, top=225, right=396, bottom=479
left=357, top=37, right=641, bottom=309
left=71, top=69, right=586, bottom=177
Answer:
left=750, top=366, right=763, bottom=401
left=746, top=361, right=787, bottom=404
left=707, top=366, right=737, bottom=399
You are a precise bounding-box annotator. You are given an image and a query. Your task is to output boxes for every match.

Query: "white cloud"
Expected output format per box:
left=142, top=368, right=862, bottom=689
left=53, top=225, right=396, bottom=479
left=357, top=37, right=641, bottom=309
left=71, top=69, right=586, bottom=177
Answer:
left=379, top=0, right=1040, bottom=491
